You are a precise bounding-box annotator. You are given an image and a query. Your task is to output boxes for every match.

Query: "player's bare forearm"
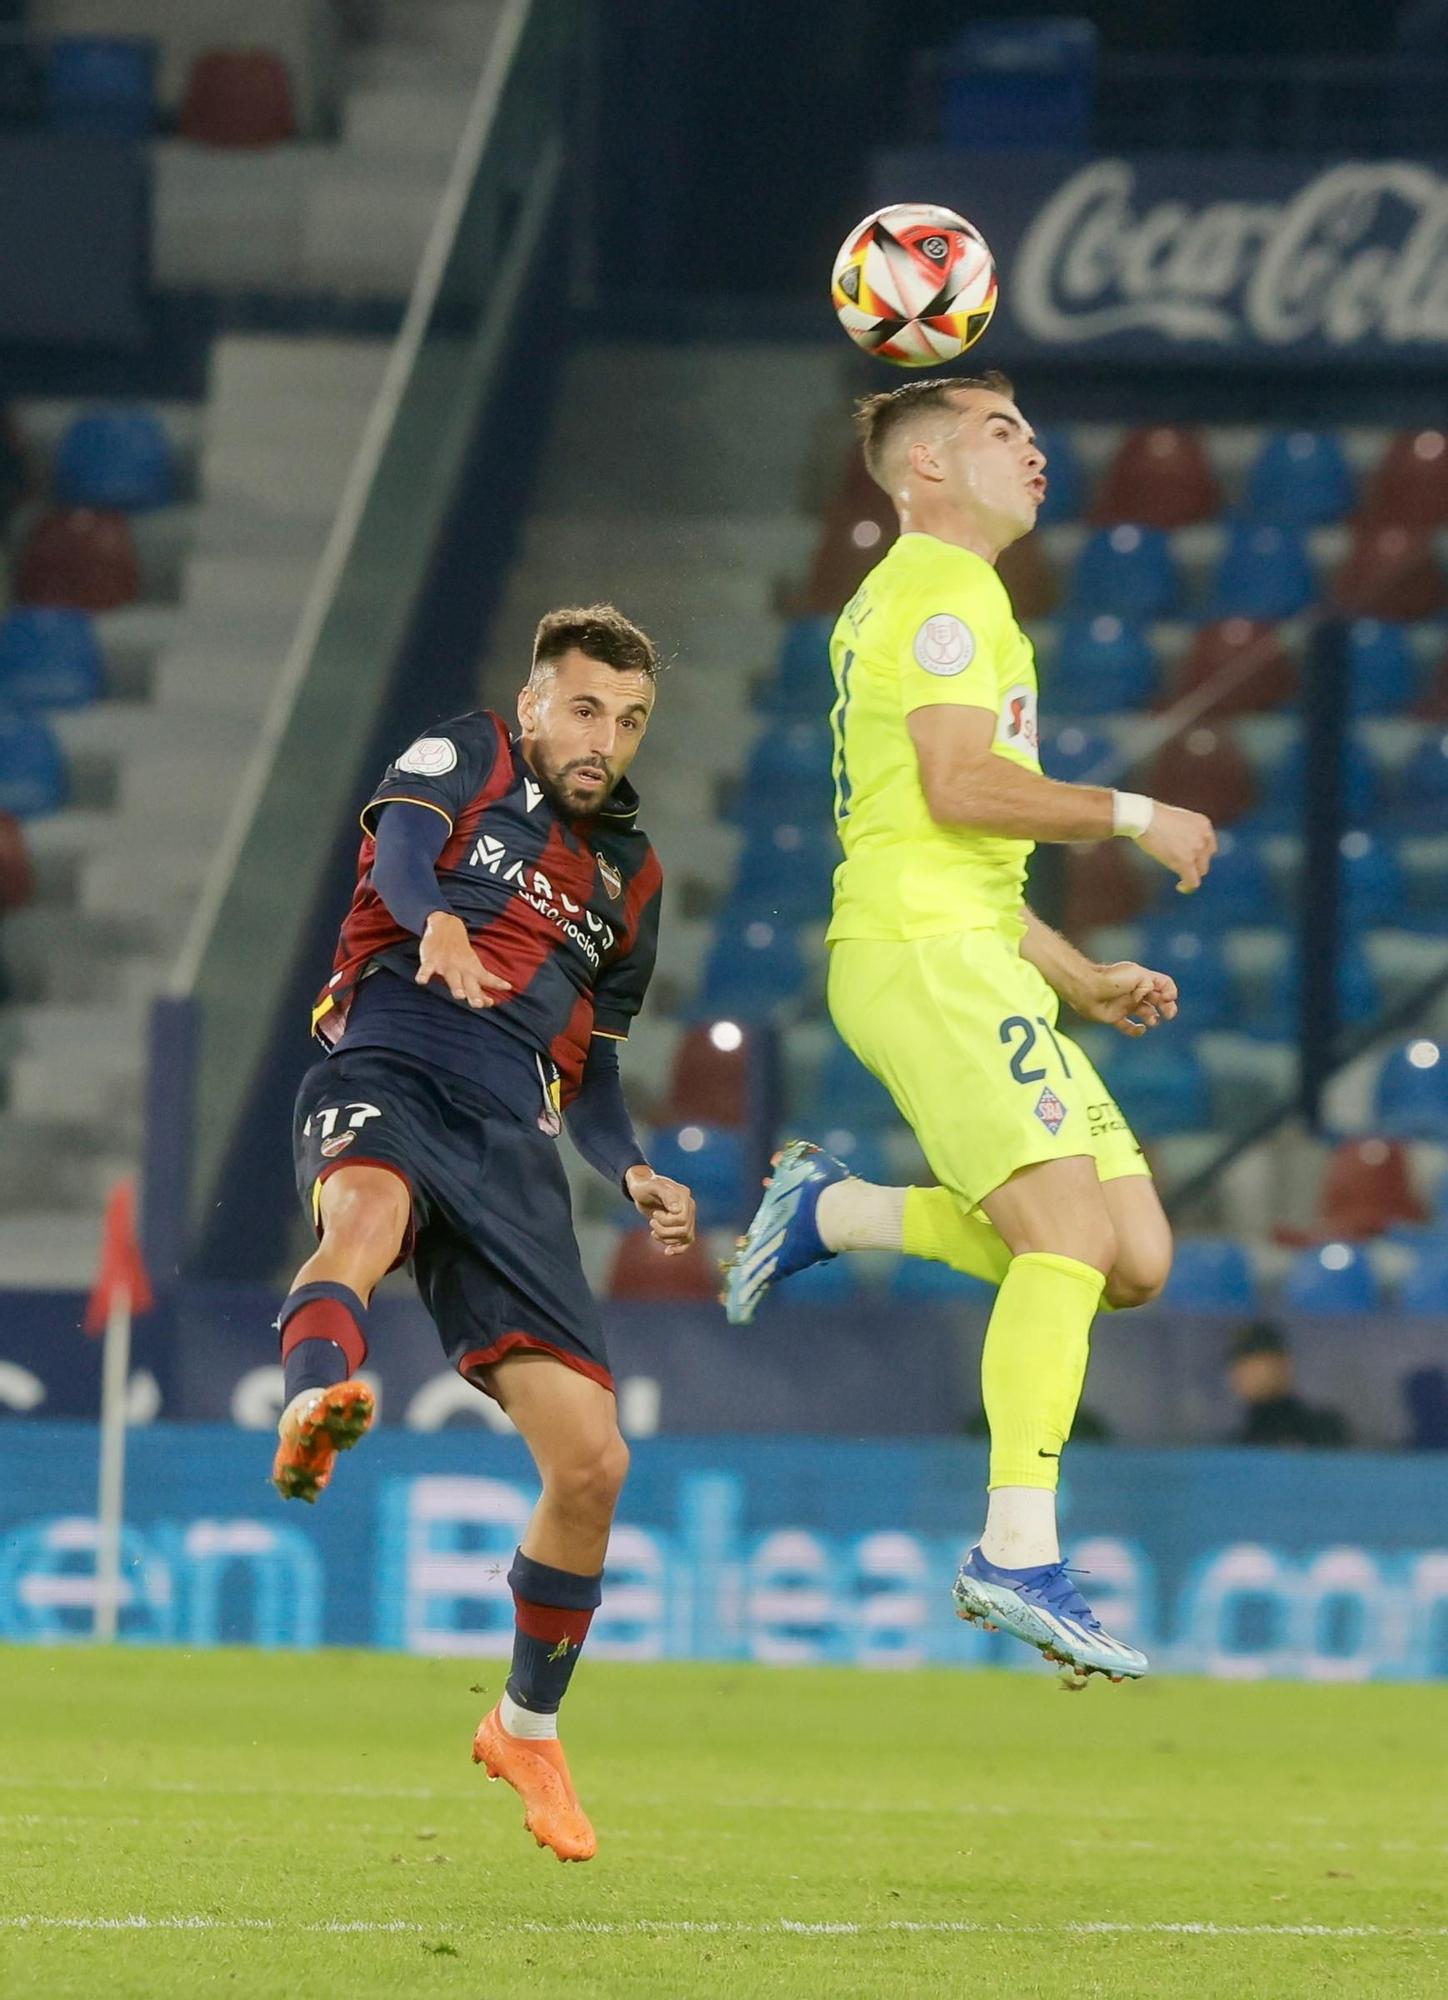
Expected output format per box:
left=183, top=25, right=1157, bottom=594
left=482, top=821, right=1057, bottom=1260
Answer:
left=1021, top=908, right=1179, bottom=1035
left=908, top=705, right=1113, bottom=840
left=1019, top=906, right=1098, bottom=1009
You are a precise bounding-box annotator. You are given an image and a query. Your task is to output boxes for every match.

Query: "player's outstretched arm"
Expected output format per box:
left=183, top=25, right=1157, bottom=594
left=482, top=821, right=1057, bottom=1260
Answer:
left=1020, top=909, right=1178, bottom=1038
left=907, top=705, right=1217, bottom=890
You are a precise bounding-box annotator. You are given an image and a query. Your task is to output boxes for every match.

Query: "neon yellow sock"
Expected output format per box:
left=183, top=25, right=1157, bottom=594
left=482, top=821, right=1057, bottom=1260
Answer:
left=902, top=1186, right=1013, bottom=1286
left=981, top=1251, right=1105, bottom=1492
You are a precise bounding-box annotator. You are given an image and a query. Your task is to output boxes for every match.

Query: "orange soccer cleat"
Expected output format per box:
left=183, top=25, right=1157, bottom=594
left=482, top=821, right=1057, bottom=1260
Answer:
left=471, top=1705, right=597, bottom=1863
left=270, top=1380, right=374, bottom=1503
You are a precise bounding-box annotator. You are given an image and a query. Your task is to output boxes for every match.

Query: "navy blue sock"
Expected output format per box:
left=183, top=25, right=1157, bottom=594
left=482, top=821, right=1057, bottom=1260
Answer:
left=504, top=1549, right=604, bottom=1715
left=277, top=1281, right=368, bottom=1403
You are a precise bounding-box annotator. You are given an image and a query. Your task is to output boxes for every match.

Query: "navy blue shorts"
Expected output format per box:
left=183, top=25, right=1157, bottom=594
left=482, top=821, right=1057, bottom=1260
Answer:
left=292, top=1047, right=610, bottom=1396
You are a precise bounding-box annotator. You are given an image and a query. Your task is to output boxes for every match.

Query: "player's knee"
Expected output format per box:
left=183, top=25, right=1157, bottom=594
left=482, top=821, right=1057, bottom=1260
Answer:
left=1106, top=1235, right=1173, bottom=1311
left=548, top=1432, right=630, bottom=1526
left=319, top=1180, right=407, bottom=1272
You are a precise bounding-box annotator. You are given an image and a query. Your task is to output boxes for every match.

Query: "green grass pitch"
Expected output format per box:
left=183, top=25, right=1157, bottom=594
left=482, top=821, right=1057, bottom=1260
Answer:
left=1, top=1648, right=1445, bottom=1999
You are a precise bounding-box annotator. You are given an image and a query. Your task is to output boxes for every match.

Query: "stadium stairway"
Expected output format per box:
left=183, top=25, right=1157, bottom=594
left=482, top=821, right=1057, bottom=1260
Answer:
left=0, top=337, right=387, bottom=1284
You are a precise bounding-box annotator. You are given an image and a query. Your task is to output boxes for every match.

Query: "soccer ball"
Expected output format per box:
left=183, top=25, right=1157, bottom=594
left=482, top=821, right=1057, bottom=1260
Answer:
left=830, top=202, right=997, bottom=367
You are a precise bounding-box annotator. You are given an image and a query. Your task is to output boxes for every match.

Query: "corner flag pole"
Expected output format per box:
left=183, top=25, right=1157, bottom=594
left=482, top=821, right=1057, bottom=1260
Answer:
left=85, top=1181, right=154, bottom=1645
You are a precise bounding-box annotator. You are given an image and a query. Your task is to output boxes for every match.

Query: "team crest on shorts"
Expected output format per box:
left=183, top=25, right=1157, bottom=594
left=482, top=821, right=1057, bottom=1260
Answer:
left=320, top=1131, right=356, bottom=1158
left=1034, top=1087, right=1068, bottom=1135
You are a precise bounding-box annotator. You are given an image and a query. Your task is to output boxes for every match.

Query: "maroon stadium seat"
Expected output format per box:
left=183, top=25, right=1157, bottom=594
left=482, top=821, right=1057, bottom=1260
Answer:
left=1316, top=1138, right=1425, bottom=1241
left=181, top=49, right=296, bottom=148
left=608, top=1231, right=722, bottom=1302
left=14, top=508, right=140, bottom=611
left=1063, top=840, right=1151, bottom=935
left=0, top=810, right=33, bottom=909
left=1360, top=430, right=1448, bottom=530
left=1091, top=426, right=1221, bottom=530
left=1169, top=619, right=1299, bottom=718
left=660, top=1023, right=751, bottom=1127
left=1333, top=524, right=1448, bottom=621
left=996, top=532, right=1062, bottom=619
left=1145, top=725, right=1257, bottom=825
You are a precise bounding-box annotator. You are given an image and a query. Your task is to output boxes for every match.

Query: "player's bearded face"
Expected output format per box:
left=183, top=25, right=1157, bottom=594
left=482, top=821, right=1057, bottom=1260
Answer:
left=519, top=650, right=655, bottom=818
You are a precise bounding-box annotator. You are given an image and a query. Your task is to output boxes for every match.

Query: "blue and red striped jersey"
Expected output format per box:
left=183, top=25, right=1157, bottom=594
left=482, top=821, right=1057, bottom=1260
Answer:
left=311, top=709, right=662, bottom=1112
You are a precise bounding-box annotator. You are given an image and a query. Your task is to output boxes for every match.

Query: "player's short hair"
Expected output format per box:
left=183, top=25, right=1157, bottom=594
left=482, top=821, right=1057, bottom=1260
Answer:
left=855, top=370, right=1016, bottom=488
left=530, top=603, right=662, bottom=684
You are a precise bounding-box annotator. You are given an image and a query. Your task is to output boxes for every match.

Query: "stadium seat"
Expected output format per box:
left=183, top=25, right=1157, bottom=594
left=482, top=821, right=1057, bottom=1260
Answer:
left=1360, top=429, right=1448, bottom=529
left=1240, top=430, right=1354, bottom=526
left=732, top=821, right=837, bottom=920
left=1067, top=525, right=1182, bottom=621
left=1031, top=426, right=1082, bottom=524
left=1161, top=1236, right=1258, bottom=1311
left=1091, top=426, right=1221, bottom=530
left=762, top=617, right=834, bottom=717
left=1104, top=1043, right=1212, bottom=1138
left=1283, top=1241, right=1381, bottom=1314
left=644, top=1123, right=748, bottom=1231
left=14, top=508, right=139, bottom=611
left=1206, top=524, right=1317, bottom=621
left=1048, top=616, right=1158, bottom=715
left=1146, top=725, right=1257, bottom=825
left=0, top=712, right=67, bottom=817
left=888, top=1257, right=995, bottom=1305
left=995, top=531, right=1061, bottom=618
left=1041, top=725, right=1112, bottom=787
left=809, top=1126, right=892, bottom=1185
left=1155, top=827, right=1276, bottom=926
left=697, top=911, right=807, bottom=1019
left=1374, top=1039, right=1448, bottom=1140
left=804, top=1041, right=899, bottom=1132
left=1397, top=1250, right=1448, bottom=1319
left=1338, top=830, right=1406, bottom=926
left=45, top=35, right=155, bottom=137
left=1344, top=619, right=1419, bottom=715
left=607, top=1230, right=721, bottom=1302
left=1133, top=924, right=1233, bottom=1031
left=0, top=809, right=34, bottom=909
left=730, top=722, right=833, bottom=824
left=1063, top=840, right=1151, bottom=933
left=1171, top=619, right=1298, bottom=718
left=1248, top=735, right=1377, bottom=833
left=0, top=609, right=104, bottom=709
left=180, top=49, right=297, bottom=148
left=55, top=411, right=175, bottom=512
left=1252, top=937, right=1380, bottom=1040
left=767, top=1255, right=863, bottom=1306
left=1317, top=1138, right=1425, bottom=1241
left=1389, top=731, right=1448, bottom=831
left=1333, top=524, right=1448, bottom=621
left=1412, top=639, right=1448, bottom=721
left=660, top=1022, right=752, bottom=1127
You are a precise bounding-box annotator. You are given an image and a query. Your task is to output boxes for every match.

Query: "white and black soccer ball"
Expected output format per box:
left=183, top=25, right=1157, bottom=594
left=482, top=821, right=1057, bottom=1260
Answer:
left=831, top=201, right=998, bottom=367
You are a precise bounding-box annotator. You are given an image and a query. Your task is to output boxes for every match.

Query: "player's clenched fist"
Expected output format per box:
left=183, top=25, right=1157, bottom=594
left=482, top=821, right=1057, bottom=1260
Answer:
left=416, top=909, right=513, bottom=1008
left=1136, top=803, right=1217, bottom=894
left=625, top=1166, right=697, bottom=1255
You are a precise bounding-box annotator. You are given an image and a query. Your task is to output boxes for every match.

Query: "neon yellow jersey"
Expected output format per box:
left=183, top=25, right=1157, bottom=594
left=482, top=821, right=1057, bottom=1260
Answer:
left=826, top=532, right=1042, bottom=941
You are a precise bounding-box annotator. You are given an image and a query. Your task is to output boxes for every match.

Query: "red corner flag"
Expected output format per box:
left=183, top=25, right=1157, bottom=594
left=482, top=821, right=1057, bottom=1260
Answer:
left=85, top=1180, right=154, bottom=1335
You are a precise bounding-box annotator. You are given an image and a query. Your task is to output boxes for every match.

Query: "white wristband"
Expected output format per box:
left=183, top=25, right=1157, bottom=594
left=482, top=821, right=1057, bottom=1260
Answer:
left=1111, top=790, right=1155, bottom=839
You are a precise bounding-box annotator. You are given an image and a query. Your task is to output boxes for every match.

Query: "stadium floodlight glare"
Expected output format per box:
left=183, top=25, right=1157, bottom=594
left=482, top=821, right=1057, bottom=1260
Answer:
left=850, top=520, right=883, bottom=549
left=709, top=1020, right=744, bottom=1052
left=677, top=1125, right=706, bottom=1154
left=1408, top=1040, right=1441, bottom=1070
left=1320, top=1241, right=1354, bottom=1272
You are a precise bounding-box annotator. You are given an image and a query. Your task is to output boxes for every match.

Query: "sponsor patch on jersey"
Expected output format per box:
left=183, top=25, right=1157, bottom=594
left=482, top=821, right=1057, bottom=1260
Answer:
left=598, top=855, right=623, bottom=900
left=320, top=1131, right=356, bottom=1158
left=912, top=613, right=975, bottom=676
left=1034, top=1086, right=1068, bottom=1135
left=395, top=735, right=458, bottom=777
left=997, top=681, right=1039, bottom=753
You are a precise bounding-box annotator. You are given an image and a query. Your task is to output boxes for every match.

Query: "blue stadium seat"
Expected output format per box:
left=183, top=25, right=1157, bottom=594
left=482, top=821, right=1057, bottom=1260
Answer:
left=1207, top=524, right=1317, bottom=621
left=1134, top=924, right=1234, bottom=1031
left=1240, top=431, right=1354, bottom=527
left=1067, top=525, right=1182, bottom=621
left=1049, top=615, right=1158, bottom=715
left=1345, top=620, right=1419, bottom=716
left=1389, top=731, right=1448, bottom=831
left=1375, top=1040, right=1448, bottom=1139
left=1161, top=1237, right=1258, bottom=1311
left=806, top=1041, right=899, bottom=1131
left=730, top=722, right=833, bottom=824
left=1251, top=938, right=1380, bottom=1040
left=0, top=609, right=103, bottom=709
left=810, top=1126, right=893, bottom=1185
left=889, top=1257, right=996, bottom=1305
left=1105, top=1043, right=1212, bottom=1138
left=0, top=711, right=67, bottom=817
left=769, top=1255, right=864, bottom=1306
left=762, top=617, right=834, bottom=717
left=1165, top=827, right=1276, bottom=925
left=1248, top=735, right=1379, bottom=832
left=1339, top=830, right=1406, bottom=927
left=1032, top=426, right=1083, bottom=524
left=644, top=1123, right=748, bottom=1231
left=55, top=410, right=176, bottom=512
left=697, top=909, right=807, bottom=1019
left=733, top=821, right=836, bottom=920
left=1397, top=1241, right=1448, bottom=1316
left=1283, top=1241, right=1381, bottom=1313
left=1040, top=725, right=1113, bottom=787
left=46, top=35, right=155, bottom=137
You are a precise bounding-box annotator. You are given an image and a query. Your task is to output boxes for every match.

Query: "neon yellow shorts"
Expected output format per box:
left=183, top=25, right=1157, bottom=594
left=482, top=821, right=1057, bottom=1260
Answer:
left=827, top=927, right=1150, bottom=1210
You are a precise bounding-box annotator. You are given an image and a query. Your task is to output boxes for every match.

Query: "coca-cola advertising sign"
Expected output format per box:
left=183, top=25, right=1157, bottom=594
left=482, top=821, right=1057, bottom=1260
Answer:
left=872, top=152, right=1448, bottom=363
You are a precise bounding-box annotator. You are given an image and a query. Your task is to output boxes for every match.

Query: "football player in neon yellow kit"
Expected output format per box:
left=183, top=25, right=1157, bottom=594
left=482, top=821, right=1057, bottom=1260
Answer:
left=725, top=372, right=1216, bottom=1682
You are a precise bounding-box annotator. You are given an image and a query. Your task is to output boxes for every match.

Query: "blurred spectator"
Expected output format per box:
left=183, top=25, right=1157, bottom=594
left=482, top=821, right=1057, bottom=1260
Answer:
left=1228, top=1320, right=1350, bottom=1447
left=1402, top=1366, right=1448, bottom=1450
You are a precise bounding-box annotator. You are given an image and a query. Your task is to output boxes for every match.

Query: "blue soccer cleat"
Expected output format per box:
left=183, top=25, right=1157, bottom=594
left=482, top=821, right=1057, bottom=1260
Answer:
left=952, top=1546, right=1149, bottom=1683
left=720, top=1139, right=850, bottom=1326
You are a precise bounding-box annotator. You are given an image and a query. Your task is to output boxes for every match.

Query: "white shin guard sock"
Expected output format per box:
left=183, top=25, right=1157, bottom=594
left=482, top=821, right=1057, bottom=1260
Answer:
left=814, top=1179, right=907, bottom=1254
left=499, top=1691, right=558, bottom=1739
left=978, top=1487, right=1060, bottom=1570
